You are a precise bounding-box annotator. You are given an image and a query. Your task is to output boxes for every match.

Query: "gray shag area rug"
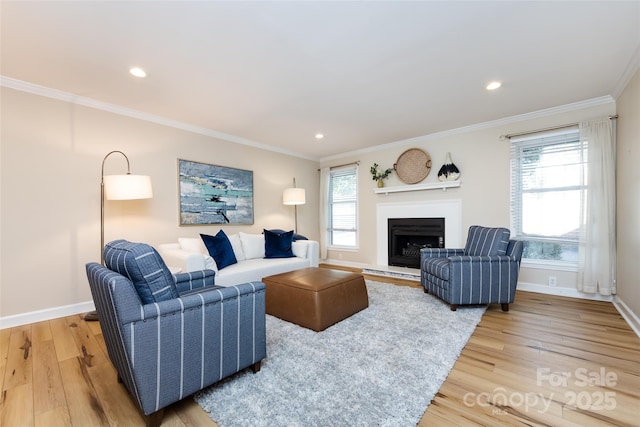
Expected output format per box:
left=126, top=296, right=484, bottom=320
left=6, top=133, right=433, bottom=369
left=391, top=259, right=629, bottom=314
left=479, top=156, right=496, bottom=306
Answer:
left=195, top=280, right=485, bottom=427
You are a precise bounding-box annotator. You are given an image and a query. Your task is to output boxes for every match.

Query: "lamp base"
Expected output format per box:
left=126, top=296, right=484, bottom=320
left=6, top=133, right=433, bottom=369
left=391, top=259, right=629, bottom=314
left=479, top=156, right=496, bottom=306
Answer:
left=84, top=310, right=99, bottom=321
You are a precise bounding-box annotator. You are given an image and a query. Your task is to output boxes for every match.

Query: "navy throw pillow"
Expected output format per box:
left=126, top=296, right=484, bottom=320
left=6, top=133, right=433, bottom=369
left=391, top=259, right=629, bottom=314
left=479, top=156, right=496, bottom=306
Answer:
left=265, top=228, right=308, bottom=241
left=264, top=229, right=295, bottom=258
left=201, top=230, right=238, bottom=270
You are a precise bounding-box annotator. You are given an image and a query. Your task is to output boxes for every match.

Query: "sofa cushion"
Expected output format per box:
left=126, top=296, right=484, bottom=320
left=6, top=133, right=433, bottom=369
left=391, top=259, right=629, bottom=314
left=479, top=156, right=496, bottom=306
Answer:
left=464, top=226, right=510, bottom=256
left=104, top=239, right=179, bottom=304
left=239, top=232, right=265, bottom=259
left=201, top=231, right=237, bottom=270
left=264, top=229, right=295, bottom=258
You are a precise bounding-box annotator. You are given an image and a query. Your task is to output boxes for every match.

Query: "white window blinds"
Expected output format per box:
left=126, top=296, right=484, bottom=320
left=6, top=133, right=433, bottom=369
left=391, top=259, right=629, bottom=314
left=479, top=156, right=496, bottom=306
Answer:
left=510, top=127, right=585, bottom=264
left=328, top=165, right=358, bottom=248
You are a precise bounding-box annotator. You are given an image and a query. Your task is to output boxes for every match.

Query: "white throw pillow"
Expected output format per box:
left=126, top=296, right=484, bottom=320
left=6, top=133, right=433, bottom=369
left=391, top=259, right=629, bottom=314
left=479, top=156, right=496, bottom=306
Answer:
left=203, top=255, right=218, bottom=272
left=178, top=237, right=206, bottom=254
left=239, top=232, right=265, bottom=259
left=227, top=233, right=246, bottom=261
left=292, top=241, right=307, bottom=259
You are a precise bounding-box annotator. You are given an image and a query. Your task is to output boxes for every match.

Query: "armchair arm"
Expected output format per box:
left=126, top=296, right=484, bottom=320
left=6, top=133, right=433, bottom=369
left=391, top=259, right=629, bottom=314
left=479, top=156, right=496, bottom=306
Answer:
left=136, top=281, right=264, bottom=320
left=174, top=269, right=216, bottom=294
left=420, top=248, right=464, bottom=260
left=448, top=255, right=515, bottom=264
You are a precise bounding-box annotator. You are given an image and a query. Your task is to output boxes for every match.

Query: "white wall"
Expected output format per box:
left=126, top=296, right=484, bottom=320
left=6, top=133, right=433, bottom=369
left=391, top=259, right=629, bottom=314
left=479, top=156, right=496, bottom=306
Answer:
left=616, top=68, right=640, bottom=318
left=0, top=86, right=319, bottom=319
left=320, top=100, right=617, bottom=295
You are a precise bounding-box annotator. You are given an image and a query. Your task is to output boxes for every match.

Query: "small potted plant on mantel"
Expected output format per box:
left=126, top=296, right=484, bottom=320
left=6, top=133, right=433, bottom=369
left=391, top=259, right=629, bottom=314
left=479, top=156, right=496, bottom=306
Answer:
left=370, top=163, right=393, bottom=188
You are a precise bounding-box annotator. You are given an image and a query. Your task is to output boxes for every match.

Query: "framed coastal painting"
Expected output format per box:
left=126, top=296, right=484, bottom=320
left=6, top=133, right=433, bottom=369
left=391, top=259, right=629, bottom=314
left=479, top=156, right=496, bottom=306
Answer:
left=178, top=159, right=254, bottom=225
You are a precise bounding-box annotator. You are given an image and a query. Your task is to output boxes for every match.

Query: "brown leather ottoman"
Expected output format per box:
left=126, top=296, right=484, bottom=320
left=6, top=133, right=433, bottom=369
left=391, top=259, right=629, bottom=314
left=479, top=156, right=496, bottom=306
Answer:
left=262, top=267, right=368, bottom=331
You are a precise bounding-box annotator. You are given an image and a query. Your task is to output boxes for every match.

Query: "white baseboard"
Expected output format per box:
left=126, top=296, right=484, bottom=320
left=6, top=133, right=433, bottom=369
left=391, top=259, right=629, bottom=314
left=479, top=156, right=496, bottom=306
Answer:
left=612, top=297, right=640, bottom=339
left=0, top=300, right=95, bottom=330
left=323, top=259, right=421, bottom=281
left=321, top=258, right=371, bottom=269
left=516, top=281, right=614, bottom=302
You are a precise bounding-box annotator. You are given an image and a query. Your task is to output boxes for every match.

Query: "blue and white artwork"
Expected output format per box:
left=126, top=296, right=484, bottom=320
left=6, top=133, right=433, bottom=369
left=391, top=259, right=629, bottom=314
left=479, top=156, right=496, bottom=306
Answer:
left=179, top=159, right=254, bottom=225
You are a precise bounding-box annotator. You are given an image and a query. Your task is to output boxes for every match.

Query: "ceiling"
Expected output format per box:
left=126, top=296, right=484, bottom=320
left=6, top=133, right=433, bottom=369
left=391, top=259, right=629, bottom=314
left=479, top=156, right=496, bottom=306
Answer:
left=2, top=1, right=639, bottom=160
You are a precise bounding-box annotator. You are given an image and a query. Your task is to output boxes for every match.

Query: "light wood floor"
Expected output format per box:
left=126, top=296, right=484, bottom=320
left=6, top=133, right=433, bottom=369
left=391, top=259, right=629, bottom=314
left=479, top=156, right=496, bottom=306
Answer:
left=2, top=273, right=639, bottom=426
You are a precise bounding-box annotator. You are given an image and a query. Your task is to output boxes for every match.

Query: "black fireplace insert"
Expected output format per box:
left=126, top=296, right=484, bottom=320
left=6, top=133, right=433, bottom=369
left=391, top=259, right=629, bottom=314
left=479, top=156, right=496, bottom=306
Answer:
left=388, top=218, right=445, bottom=268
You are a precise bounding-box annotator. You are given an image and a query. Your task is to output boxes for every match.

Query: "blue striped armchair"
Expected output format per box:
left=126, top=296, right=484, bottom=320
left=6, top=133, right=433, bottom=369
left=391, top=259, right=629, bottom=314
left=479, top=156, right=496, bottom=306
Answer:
left=420, top=226, right=524, bottom=311
left=85, top=240, right=266, bottom=426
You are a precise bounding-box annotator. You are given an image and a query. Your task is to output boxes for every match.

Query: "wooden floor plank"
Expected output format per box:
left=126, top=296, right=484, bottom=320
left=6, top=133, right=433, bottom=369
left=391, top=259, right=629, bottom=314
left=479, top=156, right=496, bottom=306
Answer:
left=2, top=325, right=33, bottom=392
left=1, top=382, right=34, bottom=427
left=0, top=326, right=12, bottom=396
left=87, top=357, right=149, bottom=426
left=59, top=357, right=110, bottom=426
left=32, top=339, right=67, bottom=418
left=49, top=317, right=79, bottom=362
left=35, top=405, right=72, bottom=427
left=65, top=314, right=109, bottom=368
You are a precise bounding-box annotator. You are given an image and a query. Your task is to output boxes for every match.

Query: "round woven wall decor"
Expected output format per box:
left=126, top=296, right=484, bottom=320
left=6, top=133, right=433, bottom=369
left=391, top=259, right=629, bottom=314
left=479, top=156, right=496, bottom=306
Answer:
left=393, top=148, right=432, bottom=184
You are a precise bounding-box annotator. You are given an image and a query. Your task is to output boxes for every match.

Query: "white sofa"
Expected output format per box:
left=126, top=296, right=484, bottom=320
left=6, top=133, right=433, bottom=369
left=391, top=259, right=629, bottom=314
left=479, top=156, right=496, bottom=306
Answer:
left=157, top=232, right=319, bottom=287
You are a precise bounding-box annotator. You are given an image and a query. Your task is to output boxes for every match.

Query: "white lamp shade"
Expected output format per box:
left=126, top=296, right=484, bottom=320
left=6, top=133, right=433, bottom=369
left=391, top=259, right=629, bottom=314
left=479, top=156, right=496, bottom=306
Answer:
left=283, top=187, right=305, bottom=205
left=104, top=174, right=153, bottom=200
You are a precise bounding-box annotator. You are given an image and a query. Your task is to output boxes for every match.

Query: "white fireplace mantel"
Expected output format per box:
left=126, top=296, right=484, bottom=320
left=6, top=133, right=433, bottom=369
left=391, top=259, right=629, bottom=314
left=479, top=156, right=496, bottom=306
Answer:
left=376, top=199, right=463, bottom=266
left=373, top=181, right=460, bottom=195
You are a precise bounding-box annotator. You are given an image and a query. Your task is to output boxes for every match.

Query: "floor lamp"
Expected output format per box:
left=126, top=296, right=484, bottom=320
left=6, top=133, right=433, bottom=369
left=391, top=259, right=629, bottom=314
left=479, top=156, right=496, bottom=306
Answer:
left=85, top=150, right=153, bottom=321
left=283, top=178, right=305, bottom=233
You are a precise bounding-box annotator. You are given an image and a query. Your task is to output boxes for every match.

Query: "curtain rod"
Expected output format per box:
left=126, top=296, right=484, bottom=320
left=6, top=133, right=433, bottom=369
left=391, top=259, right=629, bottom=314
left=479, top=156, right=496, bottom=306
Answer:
left=500, top=115, right=618, bottom=140
left=318, top=161, right=360, bottom=171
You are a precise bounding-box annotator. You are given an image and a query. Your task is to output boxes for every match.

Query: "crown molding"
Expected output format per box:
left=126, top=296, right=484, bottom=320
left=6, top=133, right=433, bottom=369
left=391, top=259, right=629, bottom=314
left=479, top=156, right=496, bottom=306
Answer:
left=1, top=75, right=617, bottom=164
left=612, top=44, right=640, bottom=100
left=320, top=95, right=615, bottom=162
left=320, top=95, right=615, bottom=163
left=0, top=76, right=317, bottom=161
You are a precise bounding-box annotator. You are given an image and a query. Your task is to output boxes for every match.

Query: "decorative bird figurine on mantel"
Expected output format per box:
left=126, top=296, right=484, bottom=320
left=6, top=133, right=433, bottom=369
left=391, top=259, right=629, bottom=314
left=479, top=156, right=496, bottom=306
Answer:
left=437, top=152, right=460, bottom=182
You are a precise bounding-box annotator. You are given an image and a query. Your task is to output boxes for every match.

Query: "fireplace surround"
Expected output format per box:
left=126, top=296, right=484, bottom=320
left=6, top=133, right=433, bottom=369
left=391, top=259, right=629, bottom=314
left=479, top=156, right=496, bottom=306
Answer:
left=376, top=200, right=462, bottom=268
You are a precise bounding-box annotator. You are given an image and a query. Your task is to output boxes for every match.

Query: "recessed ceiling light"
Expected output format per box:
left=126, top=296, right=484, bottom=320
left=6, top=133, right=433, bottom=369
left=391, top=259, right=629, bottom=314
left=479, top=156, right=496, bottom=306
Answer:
left=315, top=133, right=324, bottom=139
left=129, top=67, right=147, bottom=78
left=486, top=81, right=501, bottom=90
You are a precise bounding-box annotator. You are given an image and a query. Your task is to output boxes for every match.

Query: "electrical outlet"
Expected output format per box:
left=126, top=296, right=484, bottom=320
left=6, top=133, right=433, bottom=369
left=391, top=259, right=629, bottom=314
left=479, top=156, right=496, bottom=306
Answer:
left=548, top=276, right=557, bottom=287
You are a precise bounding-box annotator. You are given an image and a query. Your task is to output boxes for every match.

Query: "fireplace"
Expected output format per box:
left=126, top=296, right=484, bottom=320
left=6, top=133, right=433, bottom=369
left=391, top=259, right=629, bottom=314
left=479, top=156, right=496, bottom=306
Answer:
left=388, top=218, right=445, bottom=268
left=376, top=200, right=462, bottom=267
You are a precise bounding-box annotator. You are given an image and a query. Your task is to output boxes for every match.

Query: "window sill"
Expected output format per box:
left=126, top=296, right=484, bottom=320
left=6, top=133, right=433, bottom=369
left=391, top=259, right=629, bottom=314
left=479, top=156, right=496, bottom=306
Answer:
left=327, top=246, right=359, bottom=252
left=521, top=259, right=578, bottom=272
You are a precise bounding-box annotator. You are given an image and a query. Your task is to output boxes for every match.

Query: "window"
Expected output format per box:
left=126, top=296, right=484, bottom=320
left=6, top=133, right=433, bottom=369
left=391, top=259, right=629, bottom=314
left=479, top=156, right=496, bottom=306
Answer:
left=510, top=128, right=586, bottom=265
left=328, top=165, right=358, bottom=248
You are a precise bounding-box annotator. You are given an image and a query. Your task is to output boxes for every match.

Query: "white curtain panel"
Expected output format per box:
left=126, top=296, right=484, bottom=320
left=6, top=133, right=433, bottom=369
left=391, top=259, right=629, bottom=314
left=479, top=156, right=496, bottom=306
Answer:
left=319, top=167, right=330, bottom=260
left=578, top=118, right=616, bottom=295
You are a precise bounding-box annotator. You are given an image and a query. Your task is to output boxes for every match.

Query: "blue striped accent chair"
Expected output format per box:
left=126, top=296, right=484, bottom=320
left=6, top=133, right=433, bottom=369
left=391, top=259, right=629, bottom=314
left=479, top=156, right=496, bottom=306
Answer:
left=420, top=226, right=524, bottom=311
left=86, top=240, right=266, bottom=426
